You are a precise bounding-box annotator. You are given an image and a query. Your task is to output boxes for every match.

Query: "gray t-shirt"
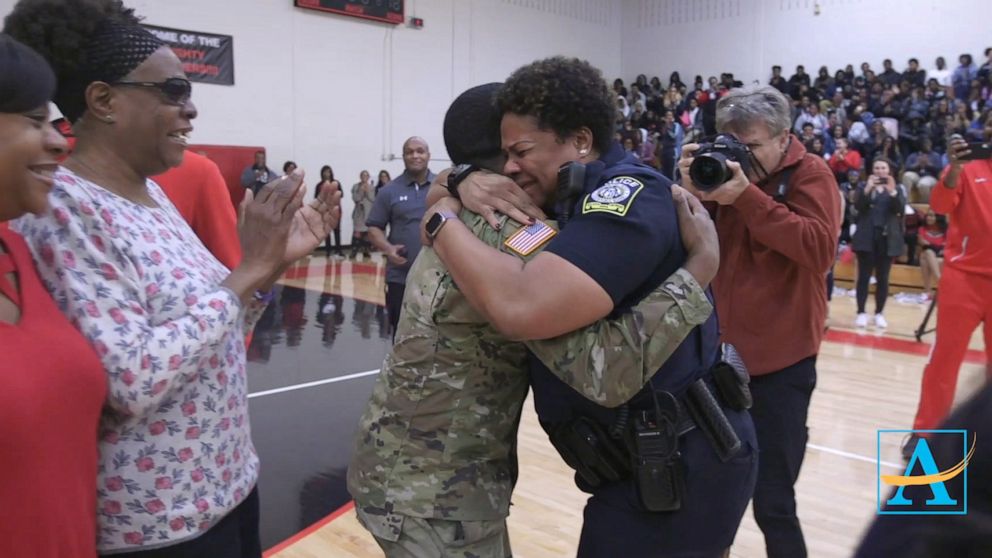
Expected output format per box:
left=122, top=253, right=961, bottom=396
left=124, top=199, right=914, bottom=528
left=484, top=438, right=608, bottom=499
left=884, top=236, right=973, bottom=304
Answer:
left=366, top=169, right=435, bottom=285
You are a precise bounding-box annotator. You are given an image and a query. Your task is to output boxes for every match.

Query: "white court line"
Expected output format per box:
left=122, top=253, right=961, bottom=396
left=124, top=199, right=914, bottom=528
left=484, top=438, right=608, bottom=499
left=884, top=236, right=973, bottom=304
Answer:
left=807, top=443, right=904, bottom=471
left=248, top=369, right=906, bottom=471
left=247, top=368, right=380, bottom=399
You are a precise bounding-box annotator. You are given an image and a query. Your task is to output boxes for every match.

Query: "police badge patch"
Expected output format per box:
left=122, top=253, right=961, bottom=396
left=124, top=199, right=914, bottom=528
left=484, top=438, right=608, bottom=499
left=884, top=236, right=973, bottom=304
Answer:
left=582, top=176, right=645, bottom=217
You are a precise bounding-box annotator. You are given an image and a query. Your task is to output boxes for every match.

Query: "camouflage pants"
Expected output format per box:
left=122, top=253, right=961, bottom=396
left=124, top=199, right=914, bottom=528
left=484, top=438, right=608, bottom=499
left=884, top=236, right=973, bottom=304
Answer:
left=356, top=507, right=511, bottom=558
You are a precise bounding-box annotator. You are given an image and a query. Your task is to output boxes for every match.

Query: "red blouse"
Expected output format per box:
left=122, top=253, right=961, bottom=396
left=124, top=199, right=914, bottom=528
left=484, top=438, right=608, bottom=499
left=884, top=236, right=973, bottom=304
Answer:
left=0, top=227, right=106, bottom=557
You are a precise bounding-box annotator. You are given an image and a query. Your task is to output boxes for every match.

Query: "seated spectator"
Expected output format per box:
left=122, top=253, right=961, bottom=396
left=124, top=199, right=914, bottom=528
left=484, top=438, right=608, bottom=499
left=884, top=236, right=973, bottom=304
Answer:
left=871, top=136, right=903, bottom=170
left=814, top=66, right=834, bottom=90
left=789, top=64, right=811, bottom=95
left=848, top=114, right=872, bottom=154
left=903, top=57, right=927, bottom=87
left=903, top=138, right=942, bottom=202
left=880, top=59, right=902, bottom=87
left=630, top=99, right=646, bottom=125
left=806, top=136, right=826, bottom=157
left=823, top=121, right=840, bottom=155
left=917, top=210, right=947, bottom=303
left=903, top=206, right=922, bottom=266
left=929, top=56, right=953, bottom=89
left=799, top=122, right=818, bottom=145
left=770, top=64, right=789, bottom=93
left=612, top=78, right=628, bottom=99
left=794, top=103, right=828, bottom=135
left=828, top=138, right=863, bottom=181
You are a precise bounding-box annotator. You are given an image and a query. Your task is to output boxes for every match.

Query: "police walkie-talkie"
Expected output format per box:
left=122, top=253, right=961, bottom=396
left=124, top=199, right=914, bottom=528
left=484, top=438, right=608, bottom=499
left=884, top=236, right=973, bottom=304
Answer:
left=555, top=161, right=586, bottom=230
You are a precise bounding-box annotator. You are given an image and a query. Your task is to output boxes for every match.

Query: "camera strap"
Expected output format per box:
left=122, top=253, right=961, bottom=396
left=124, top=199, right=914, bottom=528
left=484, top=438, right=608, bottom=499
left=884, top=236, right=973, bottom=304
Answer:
left=773, top=166, right=797, bottom=203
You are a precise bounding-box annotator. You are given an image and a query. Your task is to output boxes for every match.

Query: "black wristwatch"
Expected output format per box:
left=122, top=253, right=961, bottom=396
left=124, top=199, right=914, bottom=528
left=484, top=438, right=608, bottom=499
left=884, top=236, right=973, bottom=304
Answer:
left=426, top=210, right=459, bottom=239
left=445, top=164, right=479, bottom=200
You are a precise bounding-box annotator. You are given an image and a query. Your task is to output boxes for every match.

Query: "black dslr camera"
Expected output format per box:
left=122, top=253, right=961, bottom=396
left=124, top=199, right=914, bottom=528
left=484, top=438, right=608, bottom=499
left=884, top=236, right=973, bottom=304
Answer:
left=688, top=134, right=752, bottom=190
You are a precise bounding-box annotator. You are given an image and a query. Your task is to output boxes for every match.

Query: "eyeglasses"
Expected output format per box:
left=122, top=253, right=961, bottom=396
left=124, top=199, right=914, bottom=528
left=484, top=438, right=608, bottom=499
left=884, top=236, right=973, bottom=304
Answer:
left=111, top=77, right=192, bottom=105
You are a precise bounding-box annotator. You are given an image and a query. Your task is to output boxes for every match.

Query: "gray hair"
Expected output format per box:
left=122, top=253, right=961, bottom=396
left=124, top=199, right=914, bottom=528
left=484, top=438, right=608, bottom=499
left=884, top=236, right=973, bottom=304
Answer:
left=716, top=85, right=793, bottom=136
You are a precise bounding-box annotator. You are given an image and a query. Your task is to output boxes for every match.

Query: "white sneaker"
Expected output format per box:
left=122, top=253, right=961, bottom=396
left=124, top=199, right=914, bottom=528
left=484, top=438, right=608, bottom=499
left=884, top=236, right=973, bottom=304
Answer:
left=855, top=313, right=869, bottom=328
left=874, top=314, right=888, bottom=329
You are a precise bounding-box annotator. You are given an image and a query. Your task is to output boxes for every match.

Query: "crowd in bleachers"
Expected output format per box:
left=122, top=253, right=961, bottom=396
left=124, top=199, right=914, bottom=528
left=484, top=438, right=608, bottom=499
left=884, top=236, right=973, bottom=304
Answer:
left=614, top=51, right=990, bottom=288
left=613, top=51, right=992, bottom=204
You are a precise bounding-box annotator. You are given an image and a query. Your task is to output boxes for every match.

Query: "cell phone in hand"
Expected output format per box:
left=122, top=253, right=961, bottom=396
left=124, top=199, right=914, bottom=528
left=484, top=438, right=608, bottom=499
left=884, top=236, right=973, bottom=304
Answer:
left=959, top=141, right=992, bottom=161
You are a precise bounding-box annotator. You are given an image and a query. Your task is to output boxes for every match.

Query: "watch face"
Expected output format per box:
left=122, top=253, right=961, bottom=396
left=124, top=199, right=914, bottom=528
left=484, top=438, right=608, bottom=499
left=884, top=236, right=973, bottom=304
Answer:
left=426, top=212, right=445, bottom=237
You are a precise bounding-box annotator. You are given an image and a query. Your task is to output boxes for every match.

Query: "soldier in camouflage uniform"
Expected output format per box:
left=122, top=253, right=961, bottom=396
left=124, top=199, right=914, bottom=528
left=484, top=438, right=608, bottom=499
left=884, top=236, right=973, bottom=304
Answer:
left=347, top=84, right=718, bottom=557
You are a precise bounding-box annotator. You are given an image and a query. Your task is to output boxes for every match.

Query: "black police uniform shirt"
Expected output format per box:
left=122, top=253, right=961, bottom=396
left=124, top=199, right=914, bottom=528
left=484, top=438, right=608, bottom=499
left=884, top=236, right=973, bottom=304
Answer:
left=528, top=142, right=720, bottom=427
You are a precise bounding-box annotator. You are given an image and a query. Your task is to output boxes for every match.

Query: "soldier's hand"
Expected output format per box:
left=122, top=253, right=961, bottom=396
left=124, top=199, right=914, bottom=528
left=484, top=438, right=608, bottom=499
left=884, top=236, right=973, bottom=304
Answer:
left=672, top=184, right=719, bottom=287
left=420, top=196, right=463, bottom=247
left=459, top=171, right=546, bottom=229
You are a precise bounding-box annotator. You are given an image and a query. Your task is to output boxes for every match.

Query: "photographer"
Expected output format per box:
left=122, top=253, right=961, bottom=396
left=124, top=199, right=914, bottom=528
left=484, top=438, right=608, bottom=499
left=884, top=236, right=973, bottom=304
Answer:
left=851, top=159, right=906, bottom=330
left=678, top=85, right=841, bottom=558
left=910, top=121, right=992, bottom=449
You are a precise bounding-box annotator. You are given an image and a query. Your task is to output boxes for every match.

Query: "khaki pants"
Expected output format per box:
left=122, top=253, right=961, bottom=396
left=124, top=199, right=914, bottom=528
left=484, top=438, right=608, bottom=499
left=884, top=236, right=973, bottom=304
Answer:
left=356, top=506, right=511, bottom=558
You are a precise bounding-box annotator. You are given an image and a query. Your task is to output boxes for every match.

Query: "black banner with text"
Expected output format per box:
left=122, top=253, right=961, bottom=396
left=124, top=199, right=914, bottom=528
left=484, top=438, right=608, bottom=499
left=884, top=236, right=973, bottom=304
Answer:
left=143, top=24, right=235, bottom=86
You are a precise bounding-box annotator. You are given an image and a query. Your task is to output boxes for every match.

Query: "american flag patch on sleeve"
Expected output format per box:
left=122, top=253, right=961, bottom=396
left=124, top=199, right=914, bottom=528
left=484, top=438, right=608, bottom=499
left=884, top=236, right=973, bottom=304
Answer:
left=503, top=220, right=558, bottom=257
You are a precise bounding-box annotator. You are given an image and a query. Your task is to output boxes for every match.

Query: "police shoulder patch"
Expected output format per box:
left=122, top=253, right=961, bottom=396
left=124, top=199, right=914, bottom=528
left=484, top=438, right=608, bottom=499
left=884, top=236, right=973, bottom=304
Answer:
left=582, top=176, right=645, bottom=217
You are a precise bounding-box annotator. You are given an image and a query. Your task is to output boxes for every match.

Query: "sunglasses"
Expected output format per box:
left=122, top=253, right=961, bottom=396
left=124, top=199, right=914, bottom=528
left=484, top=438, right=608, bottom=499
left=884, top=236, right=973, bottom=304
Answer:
left=111, top=77, right=192, bottom=105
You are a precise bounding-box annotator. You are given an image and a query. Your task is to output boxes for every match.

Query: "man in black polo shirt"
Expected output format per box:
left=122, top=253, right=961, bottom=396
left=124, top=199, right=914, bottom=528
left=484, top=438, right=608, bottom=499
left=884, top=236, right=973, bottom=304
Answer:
left=366, top=136, right=435, bottom=337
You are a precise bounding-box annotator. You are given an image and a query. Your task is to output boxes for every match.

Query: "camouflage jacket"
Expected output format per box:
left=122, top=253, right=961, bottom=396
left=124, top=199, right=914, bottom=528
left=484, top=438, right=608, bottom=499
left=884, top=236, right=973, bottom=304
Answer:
left=347, top=210, right=711, bottom=538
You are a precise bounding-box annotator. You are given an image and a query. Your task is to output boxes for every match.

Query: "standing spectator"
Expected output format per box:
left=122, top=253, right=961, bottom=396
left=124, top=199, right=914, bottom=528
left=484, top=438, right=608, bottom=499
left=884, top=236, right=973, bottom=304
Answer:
left=929, top=56, right=953, bottom=89
left=155, top=151, right=242, bottom=270
left=240, top=150, right=278, bottom=195
left=903, top=58, right=927, bottom=87
left=814, top=66, right=834, bottom=91
left=5, top=2, right=342, bottom=554
left=649, top=75, right=663, bottom=96
left=879, top=59, right=902, bottom=87
left=374, top=169, right=391, bottom=196
left=952, top=53, right=978, bottom=101
left=350, top=170, right=375, bottom=259
left=788, top=65, right=811, bottom=96
left=315, top=166, right=344, bottom=258
left=679, top=85, right=841, bottom=558
left=917, top=209, right=947, bottom=303
left=366, top=137, right=434, bottom=336
left=903, top=138, right=942, bottom=202
left=668, top=70, right=685, bottom=90
left=612, top=78, right=627, bottom=99
left=0, top=32, right=107, bottom=558
left=852, top=159, right=906, bottom=329
left=656, top=109, right=683, bottom=179
left=909, top=124, right=992, bottom=450
left=828, top=138, right=863, bottom=181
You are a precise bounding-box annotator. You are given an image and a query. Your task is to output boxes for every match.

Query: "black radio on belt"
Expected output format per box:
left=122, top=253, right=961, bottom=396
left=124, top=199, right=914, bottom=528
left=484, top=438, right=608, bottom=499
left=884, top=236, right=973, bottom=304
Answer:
left=629, top=391, right=685, bottom=512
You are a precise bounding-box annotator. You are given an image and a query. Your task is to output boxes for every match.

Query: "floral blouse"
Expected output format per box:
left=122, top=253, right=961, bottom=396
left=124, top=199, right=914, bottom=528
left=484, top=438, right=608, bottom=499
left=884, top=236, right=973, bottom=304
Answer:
left=14, top=168, right=267, bottom=553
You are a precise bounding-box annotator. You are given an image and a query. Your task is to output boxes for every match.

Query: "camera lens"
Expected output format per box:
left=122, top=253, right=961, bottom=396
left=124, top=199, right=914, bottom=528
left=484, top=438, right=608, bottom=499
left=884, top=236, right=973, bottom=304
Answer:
left=689, top=153, right=732, bottom=190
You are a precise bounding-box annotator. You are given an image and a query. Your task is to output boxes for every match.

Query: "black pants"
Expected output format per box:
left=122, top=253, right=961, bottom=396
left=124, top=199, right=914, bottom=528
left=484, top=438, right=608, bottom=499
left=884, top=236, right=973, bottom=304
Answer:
left=855, top=231, right=893, bottom=314
left=385, top=281, right=406, bottom=340
left=324, top=227, right=342, bottom=256
left=105, top=488, right=261, bottom=558
left=749, top=357, right=817, bottom=558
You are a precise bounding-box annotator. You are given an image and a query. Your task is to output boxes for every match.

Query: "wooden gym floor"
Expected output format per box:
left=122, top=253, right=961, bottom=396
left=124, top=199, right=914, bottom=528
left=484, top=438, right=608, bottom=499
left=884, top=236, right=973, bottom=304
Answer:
left=245, top=254, right=987, bottom=558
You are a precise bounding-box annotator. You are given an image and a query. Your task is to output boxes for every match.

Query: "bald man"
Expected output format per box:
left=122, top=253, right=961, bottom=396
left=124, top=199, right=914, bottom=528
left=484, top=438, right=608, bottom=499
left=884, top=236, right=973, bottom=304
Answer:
left=366, top=137, right=435, bottom=337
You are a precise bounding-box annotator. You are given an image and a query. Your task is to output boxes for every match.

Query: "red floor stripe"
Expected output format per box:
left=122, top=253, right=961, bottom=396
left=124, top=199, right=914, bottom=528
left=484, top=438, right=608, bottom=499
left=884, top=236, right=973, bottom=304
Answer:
left=263, top=500, right=356, bottom=557
left=824, top=329, right=986, bottom=364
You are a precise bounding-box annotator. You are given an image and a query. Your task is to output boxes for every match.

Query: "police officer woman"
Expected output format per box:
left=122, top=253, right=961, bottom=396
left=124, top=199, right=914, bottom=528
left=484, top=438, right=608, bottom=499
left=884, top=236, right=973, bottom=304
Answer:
left=425, top=56, right=757, bottom=558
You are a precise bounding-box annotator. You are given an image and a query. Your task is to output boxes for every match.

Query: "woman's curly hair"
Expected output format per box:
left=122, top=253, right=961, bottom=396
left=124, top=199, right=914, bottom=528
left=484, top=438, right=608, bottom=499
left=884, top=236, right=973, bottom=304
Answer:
left=497, top=56, right=615, bottom=155
left=3, top=0, right=141, bottom=121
